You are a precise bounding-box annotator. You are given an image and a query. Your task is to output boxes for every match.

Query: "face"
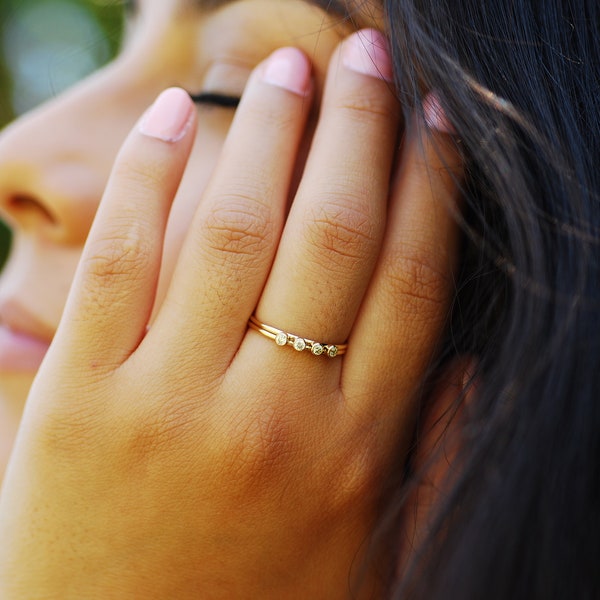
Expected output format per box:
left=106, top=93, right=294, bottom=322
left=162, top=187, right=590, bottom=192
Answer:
left=0, top=0, right=383, bottom=415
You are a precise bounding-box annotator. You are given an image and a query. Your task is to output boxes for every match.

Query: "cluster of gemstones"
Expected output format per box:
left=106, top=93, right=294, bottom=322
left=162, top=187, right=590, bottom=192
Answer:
left=275, top=332, right=339, bottom=357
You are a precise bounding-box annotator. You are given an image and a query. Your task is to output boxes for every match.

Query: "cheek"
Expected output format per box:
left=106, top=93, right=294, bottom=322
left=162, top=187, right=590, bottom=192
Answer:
left=152, top=112, right=232, bottom=314
left=0, top=372, right=32, bottom=482
left=0, top=373, right=33, bottom=409
left=0, top=236, right=81, bottom=330
left=0, top=372, right=33, bottom=449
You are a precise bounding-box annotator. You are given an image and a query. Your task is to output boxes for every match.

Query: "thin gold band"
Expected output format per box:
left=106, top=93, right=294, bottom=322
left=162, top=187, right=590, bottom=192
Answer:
left=248, top=315, right=347, bottom=357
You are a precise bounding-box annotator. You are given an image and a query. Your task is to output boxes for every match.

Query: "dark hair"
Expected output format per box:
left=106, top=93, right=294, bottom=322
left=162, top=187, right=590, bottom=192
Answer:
left=369, top=0, right=600, bottom=598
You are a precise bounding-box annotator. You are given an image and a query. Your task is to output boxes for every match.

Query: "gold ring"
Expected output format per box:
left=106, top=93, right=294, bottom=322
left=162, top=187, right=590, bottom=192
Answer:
left=248, top=315, right=347, bottom=357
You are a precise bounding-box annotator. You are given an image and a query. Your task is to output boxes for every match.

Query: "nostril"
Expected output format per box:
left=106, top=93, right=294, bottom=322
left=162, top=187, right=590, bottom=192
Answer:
left=6, top=193, right=57, bottom=225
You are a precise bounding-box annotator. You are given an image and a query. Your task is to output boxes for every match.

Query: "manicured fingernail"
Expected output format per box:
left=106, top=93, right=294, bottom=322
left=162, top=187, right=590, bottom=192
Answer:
left=139, top=87, right=194, bottom=142
left=261, top=47, right=312, bottom=96
left=423, top=92, right=456, bottom=134
left=342, top=29, right=393, bottom=82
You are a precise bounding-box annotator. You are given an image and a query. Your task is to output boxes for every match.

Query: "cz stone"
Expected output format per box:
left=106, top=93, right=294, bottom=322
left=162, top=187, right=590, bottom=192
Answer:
left=275, top=332, right=288, bottom=346
left=327, top=346, right=339, bottom=358
left=293, top=338, right=307, bottom=352
left=311, top=343, right=324, bottom=356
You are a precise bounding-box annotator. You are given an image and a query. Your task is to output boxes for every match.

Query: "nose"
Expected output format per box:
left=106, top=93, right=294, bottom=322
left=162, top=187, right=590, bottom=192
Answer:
left=0, top=53, right=162, bottom=245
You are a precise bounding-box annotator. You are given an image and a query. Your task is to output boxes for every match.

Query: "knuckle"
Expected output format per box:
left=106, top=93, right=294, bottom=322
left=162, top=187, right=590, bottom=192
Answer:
left=332, top=447, right=378, bottom=508
left=203, top=195, right=274, bottom=260
left=244, top=102, right=299, bottom=134
left=385, top=248, right=450, bottom=316
left=36, top=411, right=93, bottom=456
left=82, top=226, right=151, bottom=291
left=310, top=423, right=382, bottom=516
left=113, top=156, right=169, bottom=193
left=32, top=379, right=113, bottom=457
left=122, top=403, right=202, bottom=468
left=305, top=200, right=378, bottom=268
left=223, top=402, right=300, bottom=490
left=334, top=91, right=391, bottom=124
left=74, top=234, right=151, bottom=321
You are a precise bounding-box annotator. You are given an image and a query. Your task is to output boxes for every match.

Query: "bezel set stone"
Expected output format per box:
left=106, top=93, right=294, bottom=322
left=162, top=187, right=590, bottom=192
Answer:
left=311, top=343, right=324, bottom=356
left=275, top=336, right=339, bottom=357
left=293, top=337, right=307, bottom=352
left=249, top=315, right=346, bottom=358
left=275, top=332, right=288, bottom=346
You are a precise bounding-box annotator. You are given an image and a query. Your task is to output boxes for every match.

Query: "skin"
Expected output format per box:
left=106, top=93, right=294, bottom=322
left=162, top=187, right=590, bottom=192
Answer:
left=0, top=0, right=463, bottom=597
left=0, top=0, right=373, bottom=477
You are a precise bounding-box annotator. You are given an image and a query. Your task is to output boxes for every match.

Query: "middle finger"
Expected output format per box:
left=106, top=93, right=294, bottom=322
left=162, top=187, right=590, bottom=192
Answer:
left=253, top=29, right=400, bottom=353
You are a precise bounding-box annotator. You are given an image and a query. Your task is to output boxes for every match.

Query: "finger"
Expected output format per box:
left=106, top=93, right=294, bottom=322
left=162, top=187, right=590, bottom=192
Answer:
left=252, top=29, right=400, bottom=353
left=149, top=49, right=313, bottom=371
left=54, top=88, right=196, bottom=370
left=344, top=105, right=463, bottom=418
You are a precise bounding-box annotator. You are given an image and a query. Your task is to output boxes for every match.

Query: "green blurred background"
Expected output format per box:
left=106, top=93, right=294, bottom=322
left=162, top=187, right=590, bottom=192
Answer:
left=0, top=0, right=125, bottom=272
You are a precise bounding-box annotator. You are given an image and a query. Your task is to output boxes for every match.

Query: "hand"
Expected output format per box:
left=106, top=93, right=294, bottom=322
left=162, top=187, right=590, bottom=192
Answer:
left=0, top=30, right=462, bottom=599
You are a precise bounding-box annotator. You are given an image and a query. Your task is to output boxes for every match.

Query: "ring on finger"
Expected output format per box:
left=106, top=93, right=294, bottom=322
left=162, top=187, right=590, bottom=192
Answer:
left=248, top=315, right=347, bottom=357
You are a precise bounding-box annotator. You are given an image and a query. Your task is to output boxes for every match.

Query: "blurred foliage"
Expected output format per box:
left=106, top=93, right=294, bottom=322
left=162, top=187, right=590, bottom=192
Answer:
left=0, top=222, right=9, bottom=270
left=0, top=0, right=125, bottom=271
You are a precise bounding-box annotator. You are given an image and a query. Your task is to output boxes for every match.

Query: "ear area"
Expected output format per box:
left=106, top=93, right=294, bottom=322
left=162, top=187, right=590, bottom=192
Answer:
left=397, top=356, right=478, bottom=568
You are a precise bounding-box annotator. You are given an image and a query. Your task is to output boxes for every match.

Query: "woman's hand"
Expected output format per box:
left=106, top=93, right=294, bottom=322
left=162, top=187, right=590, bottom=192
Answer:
left=0, top=30, right=462, bottom=599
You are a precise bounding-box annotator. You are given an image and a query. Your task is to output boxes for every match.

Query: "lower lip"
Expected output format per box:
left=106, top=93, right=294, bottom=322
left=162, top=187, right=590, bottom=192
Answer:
left=0, top=325, right=51, bottom=373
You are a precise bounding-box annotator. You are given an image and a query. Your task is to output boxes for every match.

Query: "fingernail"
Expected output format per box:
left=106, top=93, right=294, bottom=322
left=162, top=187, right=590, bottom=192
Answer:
left=261, top=47, right=312, bottom=96
left=139, top=87, right=194, bottom=142
left=342, top=29, right=393, bottom=82
left=423, top=92, right=456, bottom=134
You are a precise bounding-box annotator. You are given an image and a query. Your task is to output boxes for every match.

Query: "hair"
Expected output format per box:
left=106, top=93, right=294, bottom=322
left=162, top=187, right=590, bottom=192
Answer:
left=356, top=0, right=600, bottom=597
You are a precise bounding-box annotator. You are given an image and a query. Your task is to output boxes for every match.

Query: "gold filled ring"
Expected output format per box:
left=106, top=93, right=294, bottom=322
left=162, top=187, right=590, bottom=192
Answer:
left=248, top=315, right=347, bottom=357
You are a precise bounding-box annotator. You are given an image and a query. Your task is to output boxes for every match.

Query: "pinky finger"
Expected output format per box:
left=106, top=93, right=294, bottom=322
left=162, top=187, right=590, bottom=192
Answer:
left=54, top=88, right=196, bottom=371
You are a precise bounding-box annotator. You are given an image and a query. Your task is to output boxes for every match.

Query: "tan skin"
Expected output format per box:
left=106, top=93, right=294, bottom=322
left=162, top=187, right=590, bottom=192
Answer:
left=0, top=0, right=359, bottom=478
left=0, top=0, right=463, bottom=597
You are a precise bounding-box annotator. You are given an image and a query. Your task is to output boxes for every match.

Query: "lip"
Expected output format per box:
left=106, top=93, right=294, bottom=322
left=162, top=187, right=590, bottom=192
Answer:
left=0, top=324, right=50, bottom=372
left=0, top=302, right=53, bottom=373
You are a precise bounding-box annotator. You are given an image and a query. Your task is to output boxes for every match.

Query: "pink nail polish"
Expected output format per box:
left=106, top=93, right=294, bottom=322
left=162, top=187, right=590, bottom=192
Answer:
left=423, top=92, right=456, bottom=134
left=342, top=29, right=393, bottom=82
left=139, top=88, right=194, bottom=143
left=261, top=47, right=312, bottom=96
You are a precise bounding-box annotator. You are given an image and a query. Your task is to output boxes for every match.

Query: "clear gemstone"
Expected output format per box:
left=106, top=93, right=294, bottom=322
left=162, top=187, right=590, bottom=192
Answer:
left=311, top=343, right=324, bottom=356
left=293, top=338, right=307, bottom=352
left=275, top=332, right=288, bottom=346
left=327, top=345, right=339, bottom=358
